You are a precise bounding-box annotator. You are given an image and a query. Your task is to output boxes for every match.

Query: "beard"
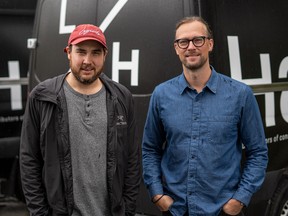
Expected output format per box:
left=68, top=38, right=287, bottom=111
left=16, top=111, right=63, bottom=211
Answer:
left=70, top=63, right=104, bottom=85
left=182, top=53, right=208, bottom=71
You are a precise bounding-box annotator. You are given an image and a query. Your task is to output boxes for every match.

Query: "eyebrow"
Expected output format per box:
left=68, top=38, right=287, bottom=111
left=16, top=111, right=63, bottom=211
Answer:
left=75, top=47, right=86, bottom=52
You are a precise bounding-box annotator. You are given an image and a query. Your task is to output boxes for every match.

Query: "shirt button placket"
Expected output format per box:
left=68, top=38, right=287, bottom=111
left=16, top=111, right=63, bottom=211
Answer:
left=188, top=95, right=201, bottom=212
left=188, top=96, right=201, bottom=211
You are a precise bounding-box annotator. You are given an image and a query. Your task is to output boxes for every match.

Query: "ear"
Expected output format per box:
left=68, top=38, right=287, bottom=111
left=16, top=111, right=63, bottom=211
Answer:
left=104, top=49, right=108, bottom=57
left=174, top=43, right=180, bottom=55
left=66, top=46, right=71, bottom=60
left=208, top=39, right=214, bottom=52
left=103, top=49, right=108, bottom=61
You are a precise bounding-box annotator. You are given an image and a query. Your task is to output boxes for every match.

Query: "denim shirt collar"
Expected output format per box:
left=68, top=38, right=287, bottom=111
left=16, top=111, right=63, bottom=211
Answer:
left=178, top=66, right=218, bottom=95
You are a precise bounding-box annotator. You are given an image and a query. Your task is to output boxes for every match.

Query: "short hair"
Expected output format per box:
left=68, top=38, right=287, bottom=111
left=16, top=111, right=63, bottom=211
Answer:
left=175, top=16, right=213, bottom=39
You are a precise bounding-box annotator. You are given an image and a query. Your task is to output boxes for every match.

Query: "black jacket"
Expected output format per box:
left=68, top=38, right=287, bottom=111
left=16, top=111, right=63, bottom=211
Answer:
left=20, top=73, right=141, bottom=216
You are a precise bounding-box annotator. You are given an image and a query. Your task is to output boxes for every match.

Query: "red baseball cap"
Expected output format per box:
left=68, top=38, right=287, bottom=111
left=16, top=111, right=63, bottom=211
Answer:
left=64, top=24, right=107, bottom=52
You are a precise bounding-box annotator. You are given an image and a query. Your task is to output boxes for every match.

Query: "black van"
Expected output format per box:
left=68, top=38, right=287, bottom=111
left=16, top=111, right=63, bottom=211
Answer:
left=26, top=0, right=288, bottom=215
left=0, top=0, right=37, bottom=201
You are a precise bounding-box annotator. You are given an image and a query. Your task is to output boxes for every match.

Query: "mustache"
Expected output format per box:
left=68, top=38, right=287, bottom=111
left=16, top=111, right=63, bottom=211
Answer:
left=81, top=65, right=95, bottom=70
left=185, top=52, right=199, bottom=57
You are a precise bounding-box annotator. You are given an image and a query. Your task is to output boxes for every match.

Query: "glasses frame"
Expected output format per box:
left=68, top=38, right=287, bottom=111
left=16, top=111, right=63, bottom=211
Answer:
left=174, top=36, right=210, bottom=49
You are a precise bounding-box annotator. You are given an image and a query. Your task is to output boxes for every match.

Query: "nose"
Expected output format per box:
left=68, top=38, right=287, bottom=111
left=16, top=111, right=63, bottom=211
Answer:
left=83, top=53, right=93, bottom=64
left=187, top=40, right=196, bottom=49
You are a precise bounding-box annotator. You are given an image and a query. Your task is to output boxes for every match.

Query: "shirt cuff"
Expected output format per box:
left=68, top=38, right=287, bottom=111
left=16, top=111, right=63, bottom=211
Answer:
left=148, top=182, right=163, bottom=199
left=232, top=188, right=253, bottom=207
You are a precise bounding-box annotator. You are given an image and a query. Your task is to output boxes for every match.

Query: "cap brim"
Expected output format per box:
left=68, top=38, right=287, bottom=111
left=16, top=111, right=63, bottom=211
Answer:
left=70, top=37, right=107, bottom=49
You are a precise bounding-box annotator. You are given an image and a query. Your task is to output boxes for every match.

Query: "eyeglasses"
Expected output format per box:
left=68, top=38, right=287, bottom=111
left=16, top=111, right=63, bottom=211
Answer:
left=174, top=36, right=210, bottom=49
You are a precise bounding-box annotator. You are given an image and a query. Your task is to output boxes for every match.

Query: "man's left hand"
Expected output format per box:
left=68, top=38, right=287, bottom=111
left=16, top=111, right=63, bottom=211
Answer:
left=222, top=199, right=244, bottom=215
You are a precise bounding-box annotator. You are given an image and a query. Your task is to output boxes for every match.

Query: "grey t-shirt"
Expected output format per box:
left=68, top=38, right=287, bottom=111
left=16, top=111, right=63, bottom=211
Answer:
left=64, top=81, right=110, bottom=216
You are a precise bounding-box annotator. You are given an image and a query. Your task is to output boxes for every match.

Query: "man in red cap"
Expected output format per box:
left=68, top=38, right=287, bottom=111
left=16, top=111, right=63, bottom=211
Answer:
left=20, top=24, right=141, bottom=216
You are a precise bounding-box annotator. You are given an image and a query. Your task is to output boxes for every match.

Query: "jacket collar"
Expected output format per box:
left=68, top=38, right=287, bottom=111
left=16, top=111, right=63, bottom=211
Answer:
left=33, top=72, right=118, bottom=103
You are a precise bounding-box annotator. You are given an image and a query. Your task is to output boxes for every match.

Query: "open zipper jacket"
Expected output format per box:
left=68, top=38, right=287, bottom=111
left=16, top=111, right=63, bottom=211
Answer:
left=20, top=72, right=140, bottom=216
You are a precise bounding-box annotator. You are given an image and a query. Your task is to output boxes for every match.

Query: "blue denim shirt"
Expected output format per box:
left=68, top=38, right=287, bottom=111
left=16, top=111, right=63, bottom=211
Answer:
left=142, top=68, right=268, bottom=216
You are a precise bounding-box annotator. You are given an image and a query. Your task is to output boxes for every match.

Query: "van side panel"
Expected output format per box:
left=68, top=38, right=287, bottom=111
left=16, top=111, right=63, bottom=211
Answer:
left=28, top=0, right=288, bottom=215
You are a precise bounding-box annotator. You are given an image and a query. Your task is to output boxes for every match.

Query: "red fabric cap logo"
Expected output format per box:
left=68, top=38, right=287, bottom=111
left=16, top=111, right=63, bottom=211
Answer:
left=66, top=24, right=107, bottom=50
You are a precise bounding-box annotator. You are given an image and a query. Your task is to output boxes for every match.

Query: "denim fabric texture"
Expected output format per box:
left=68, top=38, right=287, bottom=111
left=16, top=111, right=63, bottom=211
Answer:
left=142, top=67, right=268, bottom=216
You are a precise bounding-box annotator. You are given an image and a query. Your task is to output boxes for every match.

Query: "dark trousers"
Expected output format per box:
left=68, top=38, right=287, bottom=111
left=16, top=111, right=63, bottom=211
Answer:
left=162, top=211, right=188, bottom=216
left=162, top=210, right=245, bottom=216
left=162, top=211, right=173, bottom=216
left=219, top=210, right=245, bottom=216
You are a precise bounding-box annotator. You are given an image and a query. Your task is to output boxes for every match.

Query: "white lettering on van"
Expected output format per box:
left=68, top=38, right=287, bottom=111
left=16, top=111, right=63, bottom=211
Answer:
left=59, top=0, right=128, bottom=34
left=228, top=36, right=288, bottom=126
left=0, top=61, right=22, bottom=110
left=112, top=42, right=139, bottom=86
left=100, top=0, right=128, bottom=32
left=279, top=56, right=288, bottom=79
left=280, top=91, right=288, bottom=123
left=279, top=56, right=288, bottom=122
left=228, top=36, right=272, bottom=84
left=59, top=0, right=75, bottom=34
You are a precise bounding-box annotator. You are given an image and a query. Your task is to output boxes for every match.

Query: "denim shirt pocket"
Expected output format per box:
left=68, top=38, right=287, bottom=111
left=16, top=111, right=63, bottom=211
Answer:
left=207, top=115, right=238, bottom=144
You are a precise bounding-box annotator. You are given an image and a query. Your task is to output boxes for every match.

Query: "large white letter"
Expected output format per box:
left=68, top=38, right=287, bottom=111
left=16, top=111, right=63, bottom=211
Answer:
left=59, top=0, right=128, bottom=34
left=227, top=36, right=275, bottom=127
left=262, top=92, right=276, bottom=127
left=100, top=0, right=128, bottom=32
left=280, top=91, right=288, bottom=123
left=59, top=0, right=75, bottom=34
left=279, top=57, right=288, bottom=123
left=112, top=42, right=139, bottom=86
left=279, top=56, right=288, bottom=79
left=0, top=61, right=22, bottom=110
left=227, top=36, right=272, bottom=85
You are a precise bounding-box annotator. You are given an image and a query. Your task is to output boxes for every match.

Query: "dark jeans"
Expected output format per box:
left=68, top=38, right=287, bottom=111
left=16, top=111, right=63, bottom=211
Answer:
left=162, top=210, right=245, bottom=216
left=162, top=211, right=188, bottom=216
left=219, top=210, right=245, bottom=216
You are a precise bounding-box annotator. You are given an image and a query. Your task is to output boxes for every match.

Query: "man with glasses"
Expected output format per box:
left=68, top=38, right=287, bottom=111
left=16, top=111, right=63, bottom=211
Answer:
left=142, top=16, right=268, bottom=216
